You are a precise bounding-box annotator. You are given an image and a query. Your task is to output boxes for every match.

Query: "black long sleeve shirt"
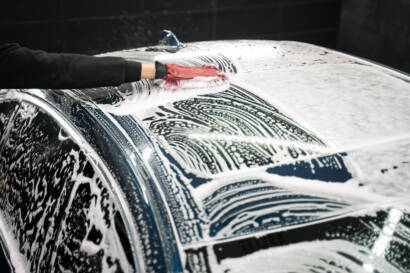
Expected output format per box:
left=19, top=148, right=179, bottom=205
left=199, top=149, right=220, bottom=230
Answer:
left=0, top=43, right=142, bottom=89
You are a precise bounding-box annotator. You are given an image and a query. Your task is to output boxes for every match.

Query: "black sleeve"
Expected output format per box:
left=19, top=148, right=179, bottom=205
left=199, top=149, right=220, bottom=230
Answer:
left=0, top=43, right=142, bottom=89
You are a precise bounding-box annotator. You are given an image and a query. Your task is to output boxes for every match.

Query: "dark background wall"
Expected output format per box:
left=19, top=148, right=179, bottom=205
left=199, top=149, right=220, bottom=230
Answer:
left=338, top=0, right=410, bottom=74
left=1, top=0, right=410, bottom=73
left=0, top=0, right=341, bottom=54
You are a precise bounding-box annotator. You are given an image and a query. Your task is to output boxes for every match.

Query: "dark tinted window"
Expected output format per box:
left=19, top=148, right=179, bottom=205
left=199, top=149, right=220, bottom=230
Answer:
left=0, top=101, right=135, bottom=272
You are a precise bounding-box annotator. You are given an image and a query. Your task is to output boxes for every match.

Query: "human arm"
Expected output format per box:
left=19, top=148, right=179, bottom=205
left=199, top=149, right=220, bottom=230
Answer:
left=141, top=64, right=155, bottom=79
left=0, top=43, right=225, bottom=89
left=0, top=43, right=148, bottom=89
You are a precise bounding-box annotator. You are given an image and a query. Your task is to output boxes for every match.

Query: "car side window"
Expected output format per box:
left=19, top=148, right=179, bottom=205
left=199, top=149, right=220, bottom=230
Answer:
left=0, top=101, right=135, bottom=272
